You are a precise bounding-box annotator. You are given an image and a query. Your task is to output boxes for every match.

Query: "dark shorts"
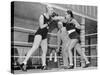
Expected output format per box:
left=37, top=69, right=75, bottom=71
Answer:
left=69, top=31, right=80, bottom=40
left=35, top=27, right=48, bottom=40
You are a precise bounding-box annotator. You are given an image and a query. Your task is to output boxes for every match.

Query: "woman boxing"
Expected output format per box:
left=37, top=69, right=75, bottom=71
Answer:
left=64, top=10, right=90, bottom=68
left=52, top=9, right=90, bottom=69
left=19, top=6, right=54, bottom=71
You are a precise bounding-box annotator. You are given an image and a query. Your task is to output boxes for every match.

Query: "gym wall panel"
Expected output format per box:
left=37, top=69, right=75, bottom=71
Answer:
left=14, top=16, right=39, bottom=30
left=85, top=18, right=97, bottom=34
left=14, top=16, right=39, bottom=42
left=14, top=1, right=46, bottom=21
left=14, top=31, right=29, bottom=42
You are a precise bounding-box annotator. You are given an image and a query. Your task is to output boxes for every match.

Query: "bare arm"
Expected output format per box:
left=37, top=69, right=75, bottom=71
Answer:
left=39, top=15, right=48, bottom=28
left=57, top=31, right=61, bottom=52
left=52, top=16, right=65, bottom=21
left=72, top=19, right=81, bottom=29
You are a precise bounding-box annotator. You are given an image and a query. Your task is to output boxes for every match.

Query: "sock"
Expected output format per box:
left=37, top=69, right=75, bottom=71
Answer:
left=23, top=61, right=27, bottom=65
left=86, top=61, right=90, bottom=64
left=49, top=53, right=52, bottom=61
left=54, top=53, right=57, bottom=62
left=69, top=63, right=73, bottom=66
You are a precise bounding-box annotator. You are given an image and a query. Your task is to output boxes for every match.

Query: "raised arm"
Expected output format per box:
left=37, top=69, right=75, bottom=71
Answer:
left=52, top=16, right=68, bottom=23
left=52, top=16, right=64, bottom=20
left=39, top=15, right=48, bottom=28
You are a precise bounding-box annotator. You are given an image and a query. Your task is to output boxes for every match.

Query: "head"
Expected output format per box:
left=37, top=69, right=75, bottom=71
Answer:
left=46, top=6, right=54, bottom=16
left=58, top=21, right=63, bottom=29
left=65, top=10, right=74, bottom=19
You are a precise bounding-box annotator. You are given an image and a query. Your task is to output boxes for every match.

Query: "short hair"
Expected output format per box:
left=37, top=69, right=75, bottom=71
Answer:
left=66, top=10, right=74, bottom=18
left=45, top=5, right=54, bottom=13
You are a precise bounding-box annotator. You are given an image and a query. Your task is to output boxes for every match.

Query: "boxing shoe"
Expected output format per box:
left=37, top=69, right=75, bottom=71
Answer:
left=19, top=63, right=27, bottom=71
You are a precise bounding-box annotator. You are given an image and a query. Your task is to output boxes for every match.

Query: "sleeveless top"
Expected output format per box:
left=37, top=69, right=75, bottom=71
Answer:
left=43, top=15, right=50, bottom=25
left=35, top=14, right=50, bottom=39
left=63, top=18, right=76, bottom=31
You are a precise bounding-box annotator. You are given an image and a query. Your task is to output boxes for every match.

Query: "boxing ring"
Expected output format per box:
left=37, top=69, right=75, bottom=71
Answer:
left=11, top=3, right=97, bottom=73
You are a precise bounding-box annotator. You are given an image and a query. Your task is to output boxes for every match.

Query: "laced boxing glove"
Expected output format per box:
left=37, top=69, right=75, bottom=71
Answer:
left=48, top=12, right=59, bottom=29
left=51, top=12, right=58, bottom=17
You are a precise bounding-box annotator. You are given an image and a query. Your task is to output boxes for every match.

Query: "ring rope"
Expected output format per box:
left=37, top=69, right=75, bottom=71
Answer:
left=12, top=26, right=97, bottom=37
left=11, top=55, right=97, bottom=58
left=12, top=41, right=97, bottom=48
left=12, top=26, right=57, bottom=36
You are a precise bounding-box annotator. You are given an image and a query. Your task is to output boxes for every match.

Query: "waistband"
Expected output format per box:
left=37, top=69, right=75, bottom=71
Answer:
left=68, top=29, right=75, bottom=34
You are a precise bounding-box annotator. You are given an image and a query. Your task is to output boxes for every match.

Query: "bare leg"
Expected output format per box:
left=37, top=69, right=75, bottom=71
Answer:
left=68, top=39, right=78, bottom=66
left=62, top=42, right=69, bottom=67
left=49, top=53, right=53, bottom=61
left=41, top=39, right=48, bottom=66
left=54, top=52, right=57, bottom=62
left=22, top=35, right=42, bottom=65
left=75, top=43, right=90, bottom=64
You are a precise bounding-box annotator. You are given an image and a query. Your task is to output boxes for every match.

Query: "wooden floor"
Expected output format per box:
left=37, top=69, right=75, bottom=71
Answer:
left=13, top=67, right=97, bottom=74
